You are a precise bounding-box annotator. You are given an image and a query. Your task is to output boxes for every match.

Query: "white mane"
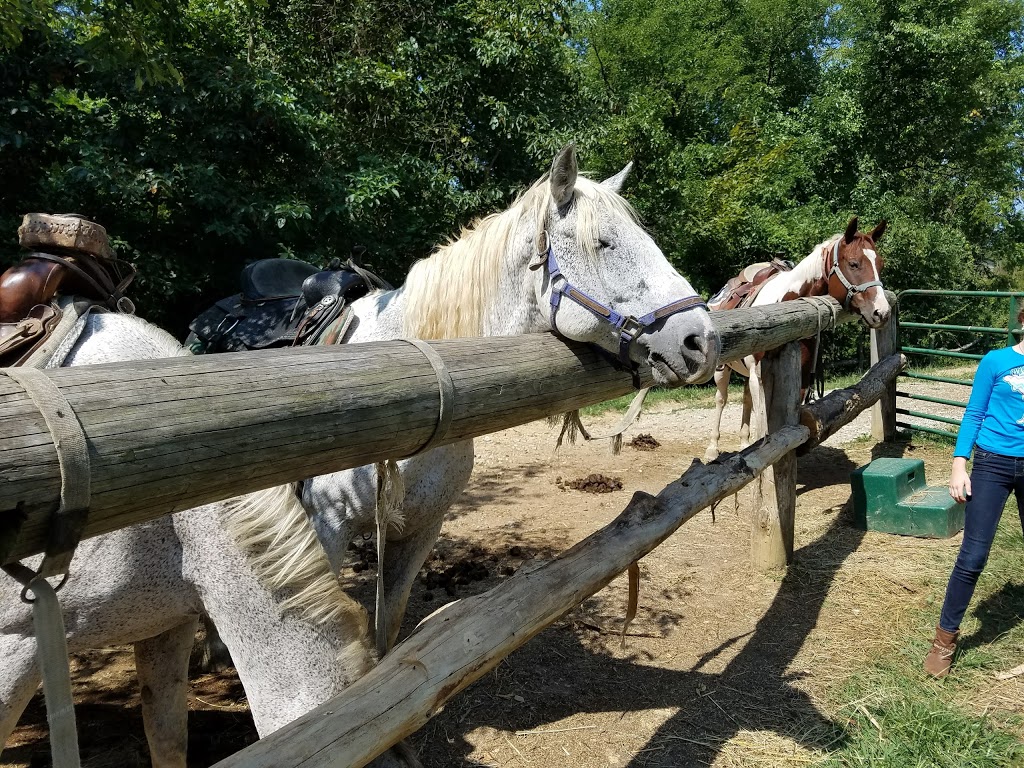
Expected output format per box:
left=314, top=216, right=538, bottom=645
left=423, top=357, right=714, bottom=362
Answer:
left=402, top=174, right=640, bottom=339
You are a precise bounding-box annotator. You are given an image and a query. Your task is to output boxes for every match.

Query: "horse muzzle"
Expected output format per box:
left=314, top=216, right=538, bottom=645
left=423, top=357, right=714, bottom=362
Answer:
left=642, top=316, right=721, bottom=386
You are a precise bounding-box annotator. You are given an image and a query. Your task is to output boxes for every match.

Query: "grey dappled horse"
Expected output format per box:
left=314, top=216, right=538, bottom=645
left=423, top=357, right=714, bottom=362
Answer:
left=0, top=146, right=719, bottom=767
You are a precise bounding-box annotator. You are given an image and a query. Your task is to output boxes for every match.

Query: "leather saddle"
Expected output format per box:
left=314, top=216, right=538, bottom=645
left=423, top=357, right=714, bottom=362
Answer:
left=708, top=257, right=794, bottom=312
left=188, top=251, right=391, bottom=353
left=0, top=213, right=134, bottom=367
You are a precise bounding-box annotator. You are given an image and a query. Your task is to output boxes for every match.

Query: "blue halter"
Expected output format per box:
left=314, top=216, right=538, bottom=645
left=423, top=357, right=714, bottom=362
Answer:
left=544, top=244, right=708, bottom=369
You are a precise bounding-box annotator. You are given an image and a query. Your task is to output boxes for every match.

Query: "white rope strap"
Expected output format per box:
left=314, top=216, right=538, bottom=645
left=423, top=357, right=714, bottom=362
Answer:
left=371, top=338, right=453, bottom=658
left=556, top=388, right=651, bottom=455
left=27, top=576, right=81, bottom=768
left=401, top=338, right=455, bottom=456
left=1, top=367, right=90, bottom=578
left=373, top=458, right=405, bottom=659
left=0, top=368, right=87, bottom=768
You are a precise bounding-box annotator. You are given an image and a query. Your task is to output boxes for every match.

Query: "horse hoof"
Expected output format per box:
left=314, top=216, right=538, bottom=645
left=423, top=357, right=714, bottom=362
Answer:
left=704, top=447, right=720, bottom=462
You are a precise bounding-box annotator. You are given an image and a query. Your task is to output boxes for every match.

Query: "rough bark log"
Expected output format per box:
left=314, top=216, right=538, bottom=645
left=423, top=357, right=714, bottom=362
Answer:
left=750, top=342, right=802, bottom=570
left=714, top=296, right=853, bottom=364
left=799, top=353, right=908, bottom=455
left=0, top=295, right=882, bottom=563
left=870, top=310, right=899, bottom=442
left=211, top=424, right=810, bottom=768
left=0, top=335, right=649, bottom=564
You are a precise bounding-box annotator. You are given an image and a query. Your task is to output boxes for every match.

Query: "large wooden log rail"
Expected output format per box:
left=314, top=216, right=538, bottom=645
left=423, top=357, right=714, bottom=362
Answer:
left=0, top=295, right=879, bottom=565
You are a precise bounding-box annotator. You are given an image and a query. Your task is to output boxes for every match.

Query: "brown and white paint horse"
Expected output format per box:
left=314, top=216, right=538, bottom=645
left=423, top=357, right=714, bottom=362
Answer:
left=704, top=217, right=890, bottom=461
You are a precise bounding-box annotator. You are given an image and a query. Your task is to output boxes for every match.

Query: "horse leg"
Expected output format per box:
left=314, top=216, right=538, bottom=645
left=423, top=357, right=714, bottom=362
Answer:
left=0, top=636, right=40, bottom=746
left=739, top=380, right=754, bottom=449
left=746, top=361, right=768, bottom=441
left=379, top=515, right=446, bottom=653
left=134, top=617, right=199, bottom=768
left=705, top=366, right=730, bottom=462
left=192, top=613, right=233, bottom=673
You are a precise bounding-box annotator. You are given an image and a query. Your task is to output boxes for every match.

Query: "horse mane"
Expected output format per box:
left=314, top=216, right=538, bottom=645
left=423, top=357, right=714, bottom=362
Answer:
left=402, top=173, right=641, bottom=339
left=791, top=234, right=842, bottom=283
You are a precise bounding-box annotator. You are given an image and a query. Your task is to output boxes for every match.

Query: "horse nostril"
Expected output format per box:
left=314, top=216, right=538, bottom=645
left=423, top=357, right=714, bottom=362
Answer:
left=683, top=333, right=705, bottom=353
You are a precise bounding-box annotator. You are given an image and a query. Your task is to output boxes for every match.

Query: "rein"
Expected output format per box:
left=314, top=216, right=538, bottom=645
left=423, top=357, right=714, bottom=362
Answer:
left=825, top=238, right=882, bottom=310
left=543, top=241, right=707, bottom=372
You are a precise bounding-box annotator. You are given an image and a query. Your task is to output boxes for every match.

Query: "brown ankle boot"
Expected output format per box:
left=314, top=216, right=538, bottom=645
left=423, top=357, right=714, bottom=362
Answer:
left=924, top=626, right=958, bottom=678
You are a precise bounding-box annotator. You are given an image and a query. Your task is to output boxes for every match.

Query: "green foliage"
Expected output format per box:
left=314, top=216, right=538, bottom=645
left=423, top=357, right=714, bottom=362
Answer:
left=0, top=0, right=588, bottom=334
left=579, top=0, right=1023, bottom=300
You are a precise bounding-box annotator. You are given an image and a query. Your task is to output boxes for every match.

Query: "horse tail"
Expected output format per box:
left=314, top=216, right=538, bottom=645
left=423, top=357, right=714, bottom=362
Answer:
left=222, top=485, right=370, bottom=634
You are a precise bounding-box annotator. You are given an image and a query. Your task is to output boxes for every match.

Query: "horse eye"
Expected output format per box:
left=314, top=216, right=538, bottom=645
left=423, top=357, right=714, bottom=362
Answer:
left=597, top=238, right=611, bottom=250
left=849, top=261, right=861, bottom=269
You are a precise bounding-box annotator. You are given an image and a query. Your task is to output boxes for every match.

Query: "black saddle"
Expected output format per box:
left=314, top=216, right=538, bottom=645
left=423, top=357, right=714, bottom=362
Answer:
left=187, top=252, right=391, bottom=353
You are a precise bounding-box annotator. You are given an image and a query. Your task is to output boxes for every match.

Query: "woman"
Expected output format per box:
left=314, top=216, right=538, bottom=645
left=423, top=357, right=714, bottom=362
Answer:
left=927, top=319, right=1024, bottom=678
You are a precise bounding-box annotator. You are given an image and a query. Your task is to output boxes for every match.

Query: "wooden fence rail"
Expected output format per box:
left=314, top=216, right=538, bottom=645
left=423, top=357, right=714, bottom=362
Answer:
left=0, top=295, right=865, bottom=565
left=1, top=291, right=902, bottom=768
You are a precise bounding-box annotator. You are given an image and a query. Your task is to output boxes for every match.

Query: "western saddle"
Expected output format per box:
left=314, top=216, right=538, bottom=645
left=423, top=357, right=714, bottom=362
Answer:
left=187, top=248, right=392, bottom=353
left=0, top=213, right=137, bottom=367
left=707, top=256, right=795, bottom=312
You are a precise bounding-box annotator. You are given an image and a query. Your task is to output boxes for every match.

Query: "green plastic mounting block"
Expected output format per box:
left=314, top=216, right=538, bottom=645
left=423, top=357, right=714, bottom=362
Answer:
left=850, top=458, right=964, bottom=538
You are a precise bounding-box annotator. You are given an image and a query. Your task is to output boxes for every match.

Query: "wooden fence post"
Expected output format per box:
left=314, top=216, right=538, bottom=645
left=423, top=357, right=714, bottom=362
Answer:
left=871, top=306, right=898, bottom=442
left=750, top=341, right=802, bottom=570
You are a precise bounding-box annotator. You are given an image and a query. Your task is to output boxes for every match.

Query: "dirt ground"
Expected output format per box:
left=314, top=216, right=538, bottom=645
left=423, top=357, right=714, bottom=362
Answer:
left=4, top=381, right=1020, bottom=767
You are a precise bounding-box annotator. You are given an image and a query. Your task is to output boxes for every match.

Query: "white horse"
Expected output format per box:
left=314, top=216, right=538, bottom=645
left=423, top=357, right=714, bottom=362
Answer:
left=0, top=145, right=719, bottom=767
left=704, top=217, right=890, bottom=461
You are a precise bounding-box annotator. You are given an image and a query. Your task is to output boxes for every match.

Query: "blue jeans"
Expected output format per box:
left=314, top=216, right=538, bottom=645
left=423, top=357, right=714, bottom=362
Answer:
left=939, top=448, right=1024, bottom=633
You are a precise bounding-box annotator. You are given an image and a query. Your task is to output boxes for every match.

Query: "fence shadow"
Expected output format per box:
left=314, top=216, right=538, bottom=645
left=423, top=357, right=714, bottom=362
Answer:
left=413, top=451, right=867, bottom=767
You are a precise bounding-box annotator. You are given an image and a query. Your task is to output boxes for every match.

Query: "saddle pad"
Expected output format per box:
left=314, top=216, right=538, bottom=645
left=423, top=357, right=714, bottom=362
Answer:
left=0, top=297, right=101, bottom=369
left=189, top=295, right=302, bottom=352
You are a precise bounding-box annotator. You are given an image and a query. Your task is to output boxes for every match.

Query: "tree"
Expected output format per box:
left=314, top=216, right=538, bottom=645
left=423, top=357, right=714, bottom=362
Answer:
left=0, top=0, right=589, bottom=334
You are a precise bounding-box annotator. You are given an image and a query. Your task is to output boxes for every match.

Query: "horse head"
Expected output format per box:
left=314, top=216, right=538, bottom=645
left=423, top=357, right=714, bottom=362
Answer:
left=533, top=145, right=720, bottom=385
left=829, top=217, right=891, bottom=328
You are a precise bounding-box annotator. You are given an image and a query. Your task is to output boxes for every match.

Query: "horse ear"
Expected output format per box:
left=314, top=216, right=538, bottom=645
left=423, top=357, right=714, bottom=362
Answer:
left=601, top=161, right=633, bottom=194
left=844, top=216, right=859, bottom=243
left=549, top=143, right=578, bottom=210
left=870, top=220, right=887, bottom=242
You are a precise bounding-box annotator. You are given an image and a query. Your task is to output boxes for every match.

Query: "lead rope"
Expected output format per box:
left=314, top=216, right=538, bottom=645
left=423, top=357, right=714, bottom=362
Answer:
left=1, top=367, right=91, bottom=768
left=555, top=388, right=651, bottom=455
left=372, top=338, right=455, bottom=659
left=797, top=296, right=839, bottom=405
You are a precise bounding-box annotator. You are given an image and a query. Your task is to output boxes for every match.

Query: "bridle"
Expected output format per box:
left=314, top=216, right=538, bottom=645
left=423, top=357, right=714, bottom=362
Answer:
left=538, top=234, right=707, bottom=369
left=825, top=237, right=882, bottom=311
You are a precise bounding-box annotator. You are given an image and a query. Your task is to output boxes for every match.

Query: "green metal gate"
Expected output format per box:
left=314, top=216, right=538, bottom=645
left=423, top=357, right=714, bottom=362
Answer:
left=896, top=290, right=1024, bottom=439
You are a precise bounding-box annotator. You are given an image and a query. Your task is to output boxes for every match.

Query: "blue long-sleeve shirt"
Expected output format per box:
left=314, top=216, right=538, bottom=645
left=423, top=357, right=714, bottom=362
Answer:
left=954, top=346, right=1024, bottom=458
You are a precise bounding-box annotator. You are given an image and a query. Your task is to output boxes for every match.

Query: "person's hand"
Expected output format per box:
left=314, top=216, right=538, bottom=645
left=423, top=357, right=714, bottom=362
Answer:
left=949, top=457, right=971, bottom=503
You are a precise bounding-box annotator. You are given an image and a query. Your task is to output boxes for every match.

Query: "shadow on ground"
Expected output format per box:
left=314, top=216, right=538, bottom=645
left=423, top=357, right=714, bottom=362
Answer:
left=407, top=444, right=869, bottom=767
